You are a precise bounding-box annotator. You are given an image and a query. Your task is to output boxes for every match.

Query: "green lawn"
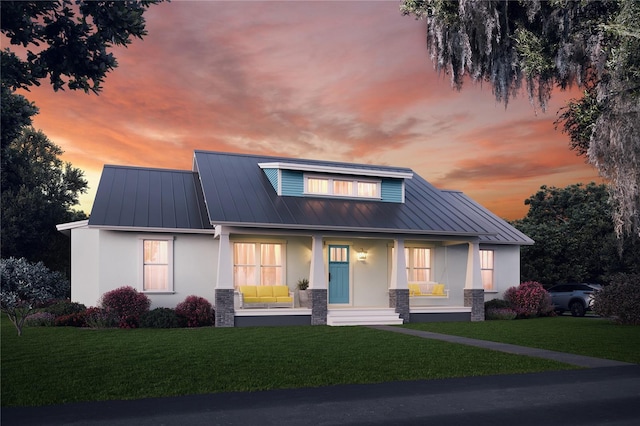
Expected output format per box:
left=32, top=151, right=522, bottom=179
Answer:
left=404, top=316, right=640, bottom=363
left=1, top=317, right=574, bottom=407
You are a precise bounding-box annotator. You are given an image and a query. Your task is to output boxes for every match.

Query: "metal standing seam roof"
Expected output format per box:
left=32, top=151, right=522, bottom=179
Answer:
left=86, top=150, right=532, bottom=245
left=442, top=190, right=534, bottom=245
left=88, top=165, right=212, bottom=230
left=192, top=151, right=506, bottom=238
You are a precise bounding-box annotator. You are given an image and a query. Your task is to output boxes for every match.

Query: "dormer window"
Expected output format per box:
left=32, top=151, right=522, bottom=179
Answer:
left=258, top=161, right=411, bottom=203
left=305, top=174, right=381, bottom=199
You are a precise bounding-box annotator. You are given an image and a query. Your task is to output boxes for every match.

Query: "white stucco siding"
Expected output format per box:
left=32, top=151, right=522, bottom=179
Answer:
left=484, top=244, right=521, bottom=300
left=155, top=234, right=217, bottom=308
left=71, top=230, right=218, bottom=309
left=352, top=240, right=391, bottom=307
left=285, top=236, right=312, bottom=288
left=70, top=227, right=101, bottom=307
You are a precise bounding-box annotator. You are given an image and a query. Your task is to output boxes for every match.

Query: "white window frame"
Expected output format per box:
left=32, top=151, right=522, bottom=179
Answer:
left=405, top=246, right=432, bottom=283
left=138, top=236, right=175, bottom=293
left=232, top=240, right=287, bottom=287
left=480, top=249, right=495, bottom=291
left=304, top=173, right=381, bottom=199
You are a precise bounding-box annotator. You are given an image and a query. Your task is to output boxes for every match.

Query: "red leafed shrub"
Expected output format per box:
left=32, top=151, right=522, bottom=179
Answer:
left=504, top=281, right=554, bottom=319
left=55, top=311, right=87, bottom=327
left=175, top=295, right=214, bottom=327
left=100, top=286, right=150, bottom=328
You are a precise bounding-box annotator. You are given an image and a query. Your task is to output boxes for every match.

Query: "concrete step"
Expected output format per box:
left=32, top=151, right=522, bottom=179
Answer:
left=327, top=308, right=403, bottom=326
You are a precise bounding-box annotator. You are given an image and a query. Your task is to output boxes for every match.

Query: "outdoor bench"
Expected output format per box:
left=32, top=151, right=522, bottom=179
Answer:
left=238, top=285, right=294, bottom=308
left=408, top=283, right=449, bottom=298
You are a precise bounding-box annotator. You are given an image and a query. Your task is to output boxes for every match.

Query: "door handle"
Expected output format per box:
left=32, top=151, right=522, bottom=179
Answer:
left=329, top=273, right=331, bottom=282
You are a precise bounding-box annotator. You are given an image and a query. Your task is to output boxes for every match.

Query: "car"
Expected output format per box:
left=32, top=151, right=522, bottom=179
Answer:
left=547, top=283, right=602, bottom=317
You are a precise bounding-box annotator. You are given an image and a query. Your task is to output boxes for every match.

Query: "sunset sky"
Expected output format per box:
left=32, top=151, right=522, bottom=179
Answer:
left=19, top=0, right=601, bottom=220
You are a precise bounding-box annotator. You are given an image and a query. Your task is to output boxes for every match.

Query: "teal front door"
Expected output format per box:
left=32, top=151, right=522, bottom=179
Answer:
left=328, top=245, right=349, bottom=304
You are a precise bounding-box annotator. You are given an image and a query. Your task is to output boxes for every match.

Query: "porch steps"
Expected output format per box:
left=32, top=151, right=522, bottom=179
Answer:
left=326, top=308, right=403, bottom=326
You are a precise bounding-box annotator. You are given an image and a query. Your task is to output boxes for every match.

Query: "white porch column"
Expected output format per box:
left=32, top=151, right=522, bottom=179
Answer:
left=464, top=239, right=485, bottom=322
left=389, top=239, right=408, bottom=290
left=308, top=235, right=327, bottom=325
left=464, top=240, right=482, bottom=290
left=309, top=235, right=326, bottom=289
left=214, top=226, right=234, bottom=327
left=215, top=226, right=233, bottom=289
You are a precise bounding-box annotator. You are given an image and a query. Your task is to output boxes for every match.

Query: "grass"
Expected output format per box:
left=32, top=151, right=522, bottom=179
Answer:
left=1, top=317, right=574, bottom=407
left=404, top=316, right=640, bottom=364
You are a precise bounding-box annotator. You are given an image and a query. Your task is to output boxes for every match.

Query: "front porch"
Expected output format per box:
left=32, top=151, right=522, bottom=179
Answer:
left=213, top=228, right=486, bottom=327
left=232, top=306, right=473, bottom=327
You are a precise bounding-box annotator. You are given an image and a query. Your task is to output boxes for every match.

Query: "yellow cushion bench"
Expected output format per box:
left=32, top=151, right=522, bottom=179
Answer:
left=408, top=283, right=449, bottom=298
left=238, top=285, right=294, bottom=308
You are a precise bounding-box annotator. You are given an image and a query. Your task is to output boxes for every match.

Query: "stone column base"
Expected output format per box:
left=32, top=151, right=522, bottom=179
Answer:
left=310, top=289, right=328, bottom=325
left=389, top=289, right=410, bottom=323
left=464, top=289, right=485, bottom=322
left=215, top=288, right=235, bottom=327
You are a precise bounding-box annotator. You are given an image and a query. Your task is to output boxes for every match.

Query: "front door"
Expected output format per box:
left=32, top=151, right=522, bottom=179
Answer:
left=328, top=245, right=350, bottom=304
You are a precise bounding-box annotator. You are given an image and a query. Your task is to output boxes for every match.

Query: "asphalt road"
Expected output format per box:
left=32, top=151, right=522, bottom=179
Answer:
left=3, top=365, right=640, bottom=426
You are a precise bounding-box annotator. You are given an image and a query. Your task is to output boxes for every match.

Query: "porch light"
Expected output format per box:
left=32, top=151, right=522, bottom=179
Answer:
left=357, top=248, right=367, bottom=261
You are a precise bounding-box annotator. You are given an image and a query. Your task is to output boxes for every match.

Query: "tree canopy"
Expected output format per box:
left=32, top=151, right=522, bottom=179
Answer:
left=1, top=1, right=164, bottom=275
left=511, top=183, right=640, bottom=286
left=402, top=0, right=640, bottom=238
left=1, top=129, right=88, bottom=275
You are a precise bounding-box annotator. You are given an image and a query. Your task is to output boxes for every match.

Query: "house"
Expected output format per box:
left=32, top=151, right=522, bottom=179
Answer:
left=57, top=150, right=533, bottom=326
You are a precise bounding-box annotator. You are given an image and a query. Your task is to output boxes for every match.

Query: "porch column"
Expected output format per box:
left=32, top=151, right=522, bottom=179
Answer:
left=389, top=239, right=410, bottom=323
left=309, top=234, right=327, bottom=325
left=464, top=239, right=485, bottom=322
left=214, top=226, right=235, bottom=327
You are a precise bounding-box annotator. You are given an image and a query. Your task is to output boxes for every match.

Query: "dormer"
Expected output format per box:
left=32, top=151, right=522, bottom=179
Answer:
left=258, top=161, right=413, bottom=203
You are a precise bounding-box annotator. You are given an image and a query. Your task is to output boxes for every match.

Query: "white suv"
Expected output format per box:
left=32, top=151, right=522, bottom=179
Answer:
left=547, top=283, right=602, bottom=317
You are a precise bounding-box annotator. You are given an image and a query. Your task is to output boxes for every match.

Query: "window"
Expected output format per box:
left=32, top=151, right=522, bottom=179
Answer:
left=305, top=174, right=380, bottom=199
left=233, top=242, right=284, bottom=287
left=480, top=249, right=494, bottom=291
left=405, top=247, right=431, bottom=282
left=141, top=238, right=174, bottom=292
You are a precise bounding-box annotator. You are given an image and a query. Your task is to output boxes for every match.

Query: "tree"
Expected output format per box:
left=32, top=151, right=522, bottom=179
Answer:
left=1, top=0, right=164, bottom=273
left=511, top=183, right=640, bottom=286
left=1, top=0, right=164, bottom=94
left=401, top=0, right=640, bottom=239
left=1, top=0, right=165, bottom=165
left=1, top=128, right=88, bottom=275
left=1, top=257, right=70, bottom=336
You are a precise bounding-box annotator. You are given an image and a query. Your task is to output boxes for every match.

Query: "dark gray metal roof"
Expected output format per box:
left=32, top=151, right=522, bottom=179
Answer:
left=442, top=190, right=534, bottom=245
left=193, top=151, right=503, bottom=237
left=88, top=165, right=212, bottom=230
left=87, top=151, right=532, bottom=245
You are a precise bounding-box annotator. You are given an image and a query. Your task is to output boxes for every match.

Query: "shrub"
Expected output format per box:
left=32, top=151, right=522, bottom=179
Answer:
left=140, top=308, right=181, bottom=328
left=0, top=257, right=70, bottom=335
left=504, top=281, right=554, bottom=319
left=55, top=311, right=87, bottom=327
left=484, top=299, right=515, bottom=320
left=486, top=308, right=517, bottom=320
left=43, top=299, right=87, bottom=317
left=484, top=298, right=511, bottom=310
left=85, top=307, right=118, bottom=329
left=25, top=311, right=56, bottom=327
left=175, top=295, right=214, bottom=327
left=593, top=273, right=640, bottom=325
left=100, top=286, right=150, bottom=328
